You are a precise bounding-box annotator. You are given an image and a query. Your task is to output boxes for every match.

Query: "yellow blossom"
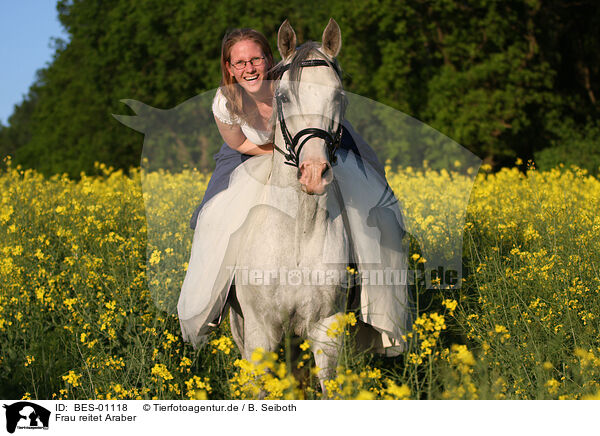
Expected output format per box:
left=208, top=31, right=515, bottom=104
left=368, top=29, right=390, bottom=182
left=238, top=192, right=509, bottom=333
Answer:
left=62, top=370, right=82, bottom=387
left=210, top=335, right=233, bottom=355
left=151, top=364, right=173, bottom=381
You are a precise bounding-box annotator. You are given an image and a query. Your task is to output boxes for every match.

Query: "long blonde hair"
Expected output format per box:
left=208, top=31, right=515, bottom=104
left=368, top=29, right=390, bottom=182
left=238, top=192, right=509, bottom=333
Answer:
left=220, top=28, right=275, bottom=123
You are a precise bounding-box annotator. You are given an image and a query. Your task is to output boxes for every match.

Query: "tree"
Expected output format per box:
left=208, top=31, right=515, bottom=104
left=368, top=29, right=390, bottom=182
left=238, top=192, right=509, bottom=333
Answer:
left=1, top=0, right=598, bottom=176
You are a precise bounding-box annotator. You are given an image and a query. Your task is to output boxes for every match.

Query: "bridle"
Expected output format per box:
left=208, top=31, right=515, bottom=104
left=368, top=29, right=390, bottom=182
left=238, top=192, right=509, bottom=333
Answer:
left=273, top=59, right=344, bottom=167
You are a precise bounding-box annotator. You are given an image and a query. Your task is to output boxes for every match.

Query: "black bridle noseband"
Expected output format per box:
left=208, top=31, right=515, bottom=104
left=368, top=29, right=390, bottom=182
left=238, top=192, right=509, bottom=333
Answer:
left=273, top=59, right=344, bottom=167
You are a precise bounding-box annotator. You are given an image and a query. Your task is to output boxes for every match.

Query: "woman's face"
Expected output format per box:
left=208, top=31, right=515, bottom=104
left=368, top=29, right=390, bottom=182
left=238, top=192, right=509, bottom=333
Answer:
left=227, top=39, right=270, bottom=97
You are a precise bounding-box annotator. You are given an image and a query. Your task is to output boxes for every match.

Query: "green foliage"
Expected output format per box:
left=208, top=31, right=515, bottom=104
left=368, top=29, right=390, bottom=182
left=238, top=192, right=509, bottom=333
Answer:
left=535, top=119, right=600, bottom=176
left=0, top=0, right=598, bottom=176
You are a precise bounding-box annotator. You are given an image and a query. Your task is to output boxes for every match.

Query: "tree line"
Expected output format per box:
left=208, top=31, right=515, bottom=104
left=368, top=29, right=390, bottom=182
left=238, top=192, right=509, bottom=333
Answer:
left=0, top=0, right=598, bottom=178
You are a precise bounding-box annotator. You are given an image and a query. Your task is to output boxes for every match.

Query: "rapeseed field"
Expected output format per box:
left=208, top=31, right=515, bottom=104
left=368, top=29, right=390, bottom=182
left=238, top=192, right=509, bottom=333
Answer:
left=1, top=156, right=599, bottom=400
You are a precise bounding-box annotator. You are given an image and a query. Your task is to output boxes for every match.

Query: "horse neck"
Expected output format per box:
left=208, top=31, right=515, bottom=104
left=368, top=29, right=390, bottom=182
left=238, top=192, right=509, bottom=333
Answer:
left=270, top=141, right=329, bottom=236
left=270, top=141, right=298, bottom=187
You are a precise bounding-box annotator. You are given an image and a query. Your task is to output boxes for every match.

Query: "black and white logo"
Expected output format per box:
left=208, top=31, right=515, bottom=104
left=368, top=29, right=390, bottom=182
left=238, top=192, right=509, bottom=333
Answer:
left=3, top=402, right=50, bottom=434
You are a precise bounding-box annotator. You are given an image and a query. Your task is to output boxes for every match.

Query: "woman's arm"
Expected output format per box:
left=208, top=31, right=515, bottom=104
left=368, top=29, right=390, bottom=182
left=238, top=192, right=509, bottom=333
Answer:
left=214, top=116, right=274, bottom=155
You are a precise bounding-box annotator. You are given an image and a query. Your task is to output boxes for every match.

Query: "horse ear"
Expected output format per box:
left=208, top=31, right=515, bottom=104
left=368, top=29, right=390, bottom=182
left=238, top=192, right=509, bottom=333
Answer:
left=278, top=19, right=296, bottom=60
left=321, top=18, right=341, bottom=58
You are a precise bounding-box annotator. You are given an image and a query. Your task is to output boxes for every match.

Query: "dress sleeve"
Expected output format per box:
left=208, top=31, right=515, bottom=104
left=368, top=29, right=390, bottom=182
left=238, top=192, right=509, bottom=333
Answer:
left=212, top=88, right=238, bottom=125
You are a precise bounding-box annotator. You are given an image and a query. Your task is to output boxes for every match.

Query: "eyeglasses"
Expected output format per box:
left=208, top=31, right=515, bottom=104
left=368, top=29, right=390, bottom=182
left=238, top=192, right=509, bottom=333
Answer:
left=230, top=56, right=265, bottom=70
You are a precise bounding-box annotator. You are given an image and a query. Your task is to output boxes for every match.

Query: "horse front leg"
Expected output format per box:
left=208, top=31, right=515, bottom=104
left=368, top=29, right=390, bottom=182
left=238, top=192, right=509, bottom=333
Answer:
left=240, top=314, right=284, bottom=399
left=241, top=314, right=282, bottom=361
left=308, top=313, right=344, bottom=398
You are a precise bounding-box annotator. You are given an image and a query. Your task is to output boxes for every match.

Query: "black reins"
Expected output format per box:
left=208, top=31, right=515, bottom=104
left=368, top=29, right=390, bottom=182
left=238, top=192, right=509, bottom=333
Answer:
left=273, top=59, right=344, bottom=167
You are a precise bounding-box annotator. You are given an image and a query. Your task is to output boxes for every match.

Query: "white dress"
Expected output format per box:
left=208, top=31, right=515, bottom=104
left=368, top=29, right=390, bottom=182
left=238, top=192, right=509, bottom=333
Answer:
left=211, top=88, right=272, bottom=145
left=177, top=90, right=412, bottom=355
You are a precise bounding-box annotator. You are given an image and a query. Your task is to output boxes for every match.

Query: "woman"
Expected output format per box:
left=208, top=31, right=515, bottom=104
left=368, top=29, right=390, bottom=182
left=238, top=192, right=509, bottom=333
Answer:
left=179, top=27, right=408, bottom=354
left=189, top=28, right=384, bottom=230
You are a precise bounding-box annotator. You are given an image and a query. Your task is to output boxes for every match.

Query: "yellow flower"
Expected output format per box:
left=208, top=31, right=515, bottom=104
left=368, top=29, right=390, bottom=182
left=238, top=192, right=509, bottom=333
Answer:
left=383, top=380, right=411, bottom=400
left=185, top=376, right=212, bottom=399
left=326, top=313, right=357, bottom=338
left=151, top=364, right=173, bottom=381
left=210, top=335, right=233, bottom=355
left=193, top=390, right=208, bottom=400
left=450, top=344, right=475, bottom=368
left=251, top=347, right=265, bottom=363
left=366, top=367, right=381, bottom=379
left=354, top=390, right=375, bottom=400
left=63, top=298, right=77, bottom=310
left=582, top=391, right=600, bottom=400
left=62, top=370, right=82, bottom=387
left=545, top=379, right=560, bottom=395
left=442, top=299, right=458, bottom=314
left=494, top=325, right=508, bottom=334
left=149, top=250, right=161, bottom=266
left=492, top=325, right=511, bottom=342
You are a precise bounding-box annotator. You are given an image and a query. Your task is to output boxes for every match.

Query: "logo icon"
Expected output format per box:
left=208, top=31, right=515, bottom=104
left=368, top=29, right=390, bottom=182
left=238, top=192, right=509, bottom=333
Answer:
left=2, top=402, right=50, bottom=434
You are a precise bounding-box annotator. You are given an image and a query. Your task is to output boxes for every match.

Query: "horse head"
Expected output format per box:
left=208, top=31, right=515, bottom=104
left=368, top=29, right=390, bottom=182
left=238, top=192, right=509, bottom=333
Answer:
left=274, top=19, right=345, bottom=195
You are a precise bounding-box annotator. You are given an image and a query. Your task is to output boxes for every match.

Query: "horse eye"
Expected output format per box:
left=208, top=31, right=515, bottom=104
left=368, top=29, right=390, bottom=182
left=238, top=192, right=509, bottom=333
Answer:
left=278, top=93, right=289, bottom=103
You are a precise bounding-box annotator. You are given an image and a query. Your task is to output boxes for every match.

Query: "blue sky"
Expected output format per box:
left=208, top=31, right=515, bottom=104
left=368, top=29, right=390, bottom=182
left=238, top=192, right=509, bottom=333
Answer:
left=0, top=1, right=69, bottom=125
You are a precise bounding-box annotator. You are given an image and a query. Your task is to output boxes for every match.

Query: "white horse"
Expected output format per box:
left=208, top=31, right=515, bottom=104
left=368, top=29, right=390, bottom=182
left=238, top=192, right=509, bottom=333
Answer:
left=230, top=19, right=350, bottom=393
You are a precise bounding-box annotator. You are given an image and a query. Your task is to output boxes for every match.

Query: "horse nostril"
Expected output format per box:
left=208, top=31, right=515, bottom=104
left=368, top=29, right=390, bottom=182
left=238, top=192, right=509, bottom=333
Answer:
left=322, top=163, right=333, bottom=181
left=297, top=162, right=306, bottom=180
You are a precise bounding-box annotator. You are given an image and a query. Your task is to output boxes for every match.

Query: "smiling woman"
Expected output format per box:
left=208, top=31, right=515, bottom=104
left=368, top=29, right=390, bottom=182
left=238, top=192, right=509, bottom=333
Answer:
left=189, top=27, right=386, bottom=229
left=215, top=28, right=277, bottom=155
left=227, top=42, right=268, bottom=97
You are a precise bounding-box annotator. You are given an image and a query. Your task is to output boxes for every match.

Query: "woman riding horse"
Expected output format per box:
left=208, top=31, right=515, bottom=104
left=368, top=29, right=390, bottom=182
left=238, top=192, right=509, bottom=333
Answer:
left=178, top=21, right=411, bottom=375
left=188, top=26, right=385, bottom=229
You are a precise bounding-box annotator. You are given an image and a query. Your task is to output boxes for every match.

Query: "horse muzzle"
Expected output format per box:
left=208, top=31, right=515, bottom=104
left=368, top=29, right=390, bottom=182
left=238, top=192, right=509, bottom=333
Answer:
left=298, top=160, right=333, bottom=195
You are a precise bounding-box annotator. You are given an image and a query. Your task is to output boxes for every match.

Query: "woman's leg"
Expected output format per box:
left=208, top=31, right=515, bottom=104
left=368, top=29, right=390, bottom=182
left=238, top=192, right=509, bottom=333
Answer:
left=339, top=121, right=386, bottom=180
left=189, top=143, right=253, bottom=230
